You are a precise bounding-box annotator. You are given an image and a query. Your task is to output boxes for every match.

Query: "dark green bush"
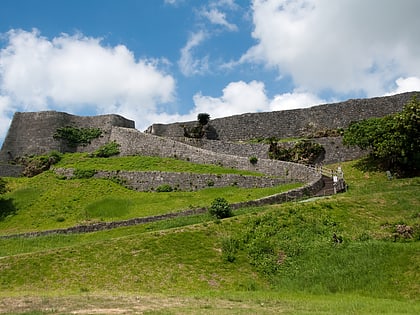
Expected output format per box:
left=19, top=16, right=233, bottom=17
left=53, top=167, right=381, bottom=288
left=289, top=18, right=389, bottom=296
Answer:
left=91, top=141, right=120, bottom=157
left=209, top=197, right=232, bottom=219
left=249, top=156, right=258, bottom=165
left=54, top=126, right=102, bottom=147
left=73, top=169, right=96, bottom=179
left=156, top=184, right=173, bottom=192
left=0, top=177, right=7, bottom=195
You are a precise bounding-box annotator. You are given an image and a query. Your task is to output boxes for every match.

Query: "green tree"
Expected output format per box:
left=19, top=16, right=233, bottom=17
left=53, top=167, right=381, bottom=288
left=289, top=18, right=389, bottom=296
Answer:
left=197, top=113, right=210, bottom=125
left=208, top=197, right=232, bottom=219
left=343, top=96, right=420, bottom=175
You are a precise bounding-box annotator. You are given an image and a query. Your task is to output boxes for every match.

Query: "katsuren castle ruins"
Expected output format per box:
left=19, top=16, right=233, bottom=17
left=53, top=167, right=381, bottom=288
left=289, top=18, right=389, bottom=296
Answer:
left=0, top=91, right=417, bottom=198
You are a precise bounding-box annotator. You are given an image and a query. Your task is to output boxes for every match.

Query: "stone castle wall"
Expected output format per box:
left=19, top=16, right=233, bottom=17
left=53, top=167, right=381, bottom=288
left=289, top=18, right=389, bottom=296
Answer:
left=0, top=111, right=135, bottom=162
left=147, top=92, right=417, bottom=141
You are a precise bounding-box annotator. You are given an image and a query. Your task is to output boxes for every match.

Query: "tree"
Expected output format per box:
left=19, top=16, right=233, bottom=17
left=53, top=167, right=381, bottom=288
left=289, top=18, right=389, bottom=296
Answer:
left=197, top=113, right=210, bottom=126
left=343, top=96, right=420, bottom=175
left=208, top=197, right=232, bottom=219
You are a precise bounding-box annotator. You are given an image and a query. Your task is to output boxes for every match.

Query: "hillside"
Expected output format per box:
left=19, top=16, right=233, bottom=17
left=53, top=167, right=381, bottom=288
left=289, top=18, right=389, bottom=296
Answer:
left=0, top=156, right=419, bottom=314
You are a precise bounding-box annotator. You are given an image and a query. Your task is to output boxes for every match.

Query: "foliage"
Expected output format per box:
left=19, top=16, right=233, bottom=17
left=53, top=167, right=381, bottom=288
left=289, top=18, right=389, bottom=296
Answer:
left=249, top=156, right=258, bottom=165
left=156, top=184, right=173, bottom=192
left=197, top=113, right=210, bottom=125
left=343, top=96, right=420, bottom=175
left=91, top=141, right=120, bottom=157
left=73, top=169, right=96, bottom=179
left=269, top=139, right=325, bottom=165
left=0, top=177, right=7, bottom=194
left=208, top=197, right=232, bottom=219
left=53, top=126, right=102, bottom=147
left=16, top=151, right=62, bottom=177
left=183, top=124, right=204, bottom=138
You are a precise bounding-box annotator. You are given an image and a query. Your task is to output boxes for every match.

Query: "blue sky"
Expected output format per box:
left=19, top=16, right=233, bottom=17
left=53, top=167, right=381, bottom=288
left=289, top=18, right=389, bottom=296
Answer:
left=1, top=0, right=420, bottom=143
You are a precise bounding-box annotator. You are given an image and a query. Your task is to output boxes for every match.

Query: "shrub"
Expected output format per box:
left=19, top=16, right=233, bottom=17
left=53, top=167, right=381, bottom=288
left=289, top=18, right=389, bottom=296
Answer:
left=91, top=141, right=120, bottom=157
left=73, top=169, right=96, bottom=179
left=221, top=236, right=239, bottom=263
left=209, top=197, right=232, bottom=219
left=17, top=151, right=63, bottom=177
left=249, top=156, right=258, bottom=165
left=54, top=126, right=102, bottom=147
left=0, top=177, right=7, bottom=195
left=156, top=184, right=173, bottom=192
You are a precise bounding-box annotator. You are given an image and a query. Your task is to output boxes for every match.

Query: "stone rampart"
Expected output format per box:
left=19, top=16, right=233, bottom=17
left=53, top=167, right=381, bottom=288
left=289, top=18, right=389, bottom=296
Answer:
left=147, top=92, right=417, bottom=141
left=0, top=111, right=135, bottom=162
left=54, top=168, right=290, bottom=191
left=109, top=127, right=320, bottom=183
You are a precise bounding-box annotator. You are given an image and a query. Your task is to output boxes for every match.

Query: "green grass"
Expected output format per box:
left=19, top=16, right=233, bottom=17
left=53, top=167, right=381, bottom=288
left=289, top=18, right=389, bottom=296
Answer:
left=0, top=158, right=419, bottom=314
left=0, top=169, right=300, bottom=234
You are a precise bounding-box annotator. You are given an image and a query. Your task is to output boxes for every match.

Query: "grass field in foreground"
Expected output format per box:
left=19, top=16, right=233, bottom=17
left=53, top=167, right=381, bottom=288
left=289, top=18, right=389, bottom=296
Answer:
left=0, top=159, right=419, bottom=314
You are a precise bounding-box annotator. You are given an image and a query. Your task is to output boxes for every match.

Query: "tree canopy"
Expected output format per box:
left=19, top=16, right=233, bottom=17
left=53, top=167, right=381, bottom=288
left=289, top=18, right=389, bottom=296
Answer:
left=343, top=96, right=420, bottom=176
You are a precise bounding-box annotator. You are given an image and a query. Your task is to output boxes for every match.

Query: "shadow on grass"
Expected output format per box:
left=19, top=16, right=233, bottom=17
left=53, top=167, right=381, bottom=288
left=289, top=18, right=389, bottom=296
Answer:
left=0, top=198, right=17, bottom=221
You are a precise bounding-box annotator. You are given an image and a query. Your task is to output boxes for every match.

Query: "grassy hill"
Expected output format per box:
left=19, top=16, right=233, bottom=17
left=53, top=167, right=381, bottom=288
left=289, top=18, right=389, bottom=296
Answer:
left=0, top=155, right=419, bottom=314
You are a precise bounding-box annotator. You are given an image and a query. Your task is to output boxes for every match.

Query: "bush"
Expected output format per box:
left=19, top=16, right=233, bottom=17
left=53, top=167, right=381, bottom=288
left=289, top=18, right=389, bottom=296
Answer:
left=73, top=169, right=96, bottom=179
left=0, top=177, right=7, bottom=195
left=156, top=184, right=173, bottom=192
left=17, top=151, right=63, bottom=177
left=249, top=156, right=258, bottom=165
left=53, top=126, right=102, bottom=147
left=209, top=197, right=232, bottom=219
left=91, top=141, right=120, bottom=158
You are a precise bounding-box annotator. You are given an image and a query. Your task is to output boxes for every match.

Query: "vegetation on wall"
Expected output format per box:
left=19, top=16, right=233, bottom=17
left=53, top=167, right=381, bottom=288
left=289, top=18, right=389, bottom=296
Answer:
left=183, top=113, right=213, bottom=139
left=90, top=141, right=120, bottom=158
left=343, top=96, right=420, bottom=176
left=15, top=151, right=62, bottom=177
left=269, top=139, right=325, bottom=165
left=53, top=126, right=102, bottom=147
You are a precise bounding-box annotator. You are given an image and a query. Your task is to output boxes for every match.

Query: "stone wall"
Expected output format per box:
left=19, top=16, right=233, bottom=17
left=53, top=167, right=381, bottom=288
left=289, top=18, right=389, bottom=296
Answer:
left=0, top=111, right=135, bottom=162
left=54, top=168, right=291, bottom=191
left=109, top=127, right=320, bottom=184
left=169, top=136, right=367, bottom=164
left=147, top=92, right=417, bottom=141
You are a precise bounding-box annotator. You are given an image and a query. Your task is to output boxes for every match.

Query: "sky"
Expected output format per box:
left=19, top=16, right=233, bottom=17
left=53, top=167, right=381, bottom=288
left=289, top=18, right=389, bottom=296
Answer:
left=1, top=0, right=420, bottom=144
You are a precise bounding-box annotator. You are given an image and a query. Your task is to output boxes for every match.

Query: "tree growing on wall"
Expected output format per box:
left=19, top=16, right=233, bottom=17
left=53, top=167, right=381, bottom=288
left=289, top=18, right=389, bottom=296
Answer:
left=183, top=113, right=212, bottom=139
left=343, top=96, right=420, bottom=176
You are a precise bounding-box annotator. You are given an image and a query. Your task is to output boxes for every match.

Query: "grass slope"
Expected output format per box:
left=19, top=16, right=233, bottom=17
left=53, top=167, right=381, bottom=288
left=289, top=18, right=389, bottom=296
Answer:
left=0, top=158, right=419, bottom=314
left=0, top=153, right=299, bottom=234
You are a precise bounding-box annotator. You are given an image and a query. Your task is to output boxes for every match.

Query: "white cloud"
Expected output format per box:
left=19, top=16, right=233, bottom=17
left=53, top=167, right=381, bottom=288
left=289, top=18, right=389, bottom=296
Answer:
left=0, top=29, right=176, bottom=134
left=193, top=80, right=268, bottom=117
left=201, top=8, right=238, bottom=31
left=243, top=0, right=420, bottom=96
left=269, top=91, right=324, bottom=111
left=385, top=77, right=420, bottom=96
left=178, top=31, right=209, bottom=76
left=151, top=80, right=324, bottom=125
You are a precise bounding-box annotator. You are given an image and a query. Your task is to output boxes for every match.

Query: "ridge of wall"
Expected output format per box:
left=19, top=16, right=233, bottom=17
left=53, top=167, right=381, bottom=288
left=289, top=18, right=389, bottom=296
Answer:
left=147, top=92, right=418, bottom=141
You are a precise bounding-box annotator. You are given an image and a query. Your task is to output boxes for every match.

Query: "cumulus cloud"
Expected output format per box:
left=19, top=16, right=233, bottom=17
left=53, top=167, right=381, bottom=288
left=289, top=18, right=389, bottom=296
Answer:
left=385, top=77, right=420, bottom=96
left=151, top=80, right=324, bottom=125
left=178, top=31, right=209, bottom=76
left=0, top=29, right=175, bottom=136
left=242, top=0, right=420, bottom=96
